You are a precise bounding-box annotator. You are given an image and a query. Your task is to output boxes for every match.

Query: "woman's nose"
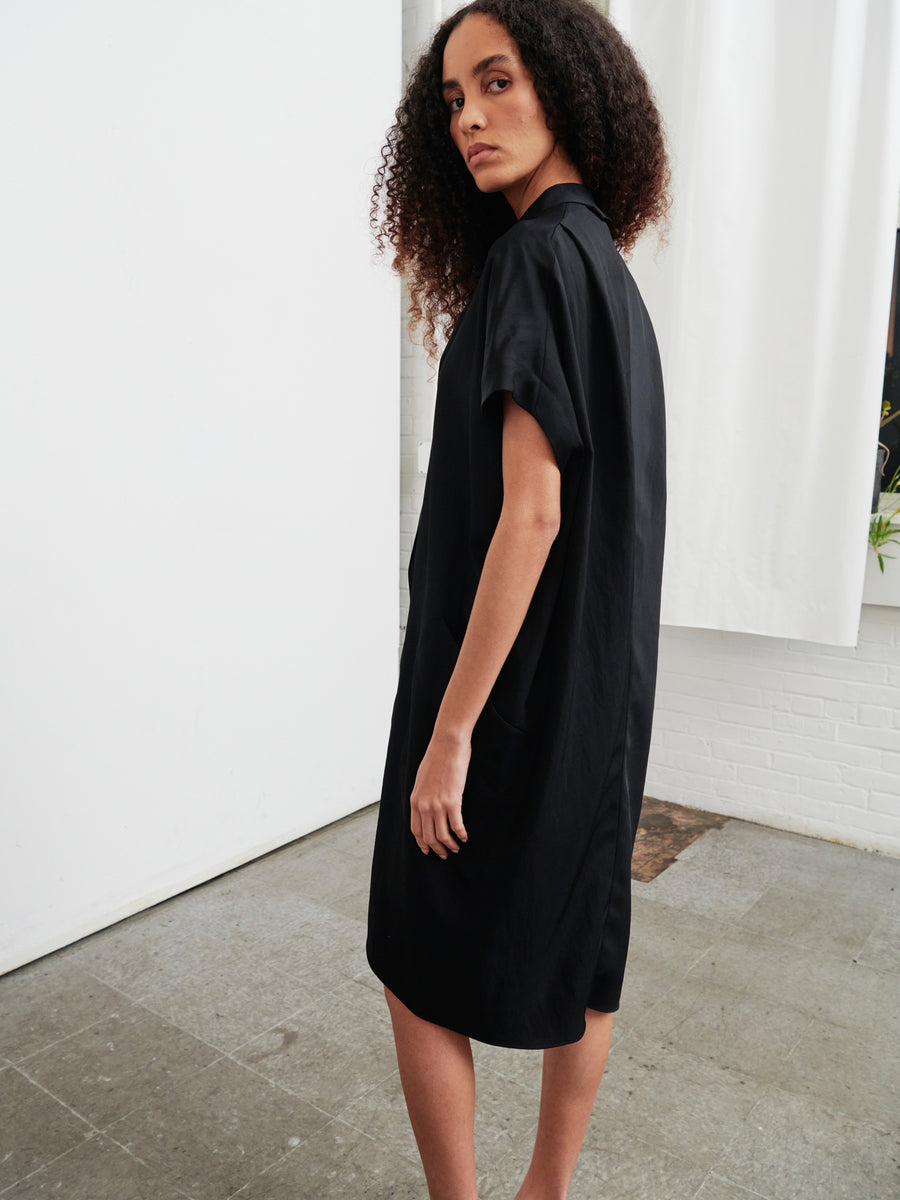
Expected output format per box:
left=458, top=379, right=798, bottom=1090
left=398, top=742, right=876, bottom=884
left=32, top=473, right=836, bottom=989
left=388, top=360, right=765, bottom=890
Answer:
left=460, top=98, right=485, bottom=132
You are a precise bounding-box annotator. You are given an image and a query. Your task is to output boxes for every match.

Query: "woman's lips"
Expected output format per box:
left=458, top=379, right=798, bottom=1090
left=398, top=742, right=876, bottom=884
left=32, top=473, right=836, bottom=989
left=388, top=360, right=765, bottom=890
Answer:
left=468, top=145, right=496, bottom=167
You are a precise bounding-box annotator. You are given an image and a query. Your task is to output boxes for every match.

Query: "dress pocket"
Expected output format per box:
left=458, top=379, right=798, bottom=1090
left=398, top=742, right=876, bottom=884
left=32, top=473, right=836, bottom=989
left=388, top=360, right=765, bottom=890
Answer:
left=468, top=694, right=530, bottom=798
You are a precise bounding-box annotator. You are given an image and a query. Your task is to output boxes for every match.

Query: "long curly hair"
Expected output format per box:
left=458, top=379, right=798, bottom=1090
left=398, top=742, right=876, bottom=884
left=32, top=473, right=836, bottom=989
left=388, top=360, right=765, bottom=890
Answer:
left=372, top=0, right=670, bottom=358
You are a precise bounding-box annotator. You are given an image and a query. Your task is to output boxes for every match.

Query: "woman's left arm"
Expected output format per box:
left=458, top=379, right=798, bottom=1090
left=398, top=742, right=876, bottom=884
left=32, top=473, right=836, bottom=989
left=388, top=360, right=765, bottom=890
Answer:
left=409, top=392, right=562, bottom=859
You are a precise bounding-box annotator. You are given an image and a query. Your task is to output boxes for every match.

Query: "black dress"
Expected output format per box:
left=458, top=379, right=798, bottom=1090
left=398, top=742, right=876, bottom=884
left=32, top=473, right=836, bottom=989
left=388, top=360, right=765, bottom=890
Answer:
left=367, top=183, right=666, bottom=1050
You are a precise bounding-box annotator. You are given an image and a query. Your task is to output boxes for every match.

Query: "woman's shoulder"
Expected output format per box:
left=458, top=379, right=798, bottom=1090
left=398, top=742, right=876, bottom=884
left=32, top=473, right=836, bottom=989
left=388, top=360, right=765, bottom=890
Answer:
left=483, top=200, right=611, bottom=304
left=481, top=215, right=562, bottom=299
left=485, top=210, right=560, bottom=268
left=486, top=193, right=612, bottom=275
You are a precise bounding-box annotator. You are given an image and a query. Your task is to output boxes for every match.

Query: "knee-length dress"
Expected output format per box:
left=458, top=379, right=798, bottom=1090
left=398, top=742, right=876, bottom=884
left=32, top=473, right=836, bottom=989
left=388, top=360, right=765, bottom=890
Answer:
left=367, top=182, right=666, bottom=1050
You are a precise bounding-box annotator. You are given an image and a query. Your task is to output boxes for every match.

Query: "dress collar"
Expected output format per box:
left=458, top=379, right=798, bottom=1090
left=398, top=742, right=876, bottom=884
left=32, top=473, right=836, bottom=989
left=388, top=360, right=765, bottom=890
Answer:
left=519, top=183, right=609, bottom=224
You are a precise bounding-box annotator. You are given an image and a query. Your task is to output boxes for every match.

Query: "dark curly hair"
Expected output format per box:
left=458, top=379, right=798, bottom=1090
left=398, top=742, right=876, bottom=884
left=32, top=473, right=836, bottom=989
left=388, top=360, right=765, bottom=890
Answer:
left=372, top=0, right=670, bottom=358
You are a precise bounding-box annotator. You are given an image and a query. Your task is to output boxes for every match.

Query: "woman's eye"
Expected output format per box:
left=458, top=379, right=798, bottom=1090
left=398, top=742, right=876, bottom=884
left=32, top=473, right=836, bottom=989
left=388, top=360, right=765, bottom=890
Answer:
left=487, top=78, right=510, bottom=93
left=448, top=96, right=464, bottom=112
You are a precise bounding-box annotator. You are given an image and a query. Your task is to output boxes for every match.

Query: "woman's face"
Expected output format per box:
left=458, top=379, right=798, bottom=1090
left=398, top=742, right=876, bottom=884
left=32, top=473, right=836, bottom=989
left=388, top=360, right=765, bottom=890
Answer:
left=441, top=13, right=580, bottom=218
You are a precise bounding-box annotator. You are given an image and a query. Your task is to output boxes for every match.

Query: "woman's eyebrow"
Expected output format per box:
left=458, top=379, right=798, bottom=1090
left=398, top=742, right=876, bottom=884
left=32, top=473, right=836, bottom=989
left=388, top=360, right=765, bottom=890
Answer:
left=442, top=53, right=515, bottom=92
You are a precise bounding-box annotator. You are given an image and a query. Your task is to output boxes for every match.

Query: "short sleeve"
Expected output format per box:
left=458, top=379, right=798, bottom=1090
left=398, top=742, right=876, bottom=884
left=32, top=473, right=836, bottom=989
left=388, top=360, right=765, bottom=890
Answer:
left=480, top=228, right=584, bottom=473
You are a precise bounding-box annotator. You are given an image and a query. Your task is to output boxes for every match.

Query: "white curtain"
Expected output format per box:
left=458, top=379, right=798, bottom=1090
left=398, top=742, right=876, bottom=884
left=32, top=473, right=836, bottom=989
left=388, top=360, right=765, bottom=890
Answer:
left=610, top=0, right=900, bottom=645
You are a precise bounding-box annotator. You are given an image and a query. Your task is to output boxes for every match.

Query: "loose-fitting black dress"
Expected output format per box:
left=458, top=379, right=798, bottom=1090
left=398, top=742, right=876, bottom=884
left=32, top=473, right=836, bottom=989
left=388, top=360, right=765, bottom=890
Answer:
left=367, top=183, right=666, bottom=1050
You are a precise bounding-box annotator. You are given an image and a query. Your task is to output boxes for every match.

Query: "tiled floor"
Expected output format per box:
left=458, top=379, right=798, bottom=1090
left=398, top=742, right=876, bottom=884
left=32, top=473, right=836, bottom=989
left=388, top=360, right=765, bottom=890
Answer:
left=1, top=803, right=899, bottom=1199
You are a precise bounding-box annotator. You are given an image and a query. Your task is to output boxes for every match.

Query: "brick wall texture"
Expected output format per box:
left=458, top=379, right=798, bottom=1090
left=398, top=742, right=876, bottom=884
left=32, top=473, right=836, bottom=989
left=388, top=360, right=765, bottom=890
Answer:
left=647, top=607, right=900, bottom=854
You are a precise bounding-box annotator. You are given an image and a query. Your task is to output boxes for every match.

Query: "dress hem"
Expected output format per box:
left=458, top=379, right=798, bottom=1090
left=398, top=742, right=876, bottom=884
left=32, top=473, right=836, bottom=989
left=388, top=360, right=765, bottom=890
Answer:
left=366, top=943, right=620, bottom=1051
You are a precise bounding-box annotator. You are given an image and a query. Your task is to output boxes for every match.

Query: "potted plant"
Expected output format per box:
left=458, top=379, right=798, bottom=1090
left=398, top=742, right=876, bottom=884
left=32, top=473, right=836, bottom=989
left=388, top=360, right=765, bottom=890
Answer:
left=869, top=461, right=900, bottom=573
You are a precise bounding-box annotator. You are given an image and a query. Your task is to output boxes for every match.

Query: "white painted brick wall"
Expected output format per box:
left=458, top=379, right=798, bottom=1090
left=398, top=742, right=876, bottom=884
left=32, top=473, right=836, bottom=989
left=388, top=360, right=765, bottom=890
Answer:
left=646, top=605, right=900, bottom=856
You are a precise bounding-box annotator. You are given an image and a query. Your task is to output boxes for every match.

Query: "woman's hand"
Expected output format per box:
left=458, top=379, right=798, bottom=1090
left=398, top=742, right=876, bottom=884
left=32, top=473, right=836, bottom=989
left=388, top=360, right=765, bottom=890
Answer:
left=410, top=729, right=471, bottom=858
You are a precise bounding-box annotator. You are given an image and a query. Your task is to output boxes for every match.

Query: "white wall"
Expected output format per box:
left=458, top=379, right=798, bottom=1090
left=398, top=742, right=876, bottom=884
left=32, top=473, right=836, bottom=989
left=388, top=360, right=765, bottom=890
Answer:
left=0, top=0, right=400, bottom=974
left=646, top=605, right=900, bottom=857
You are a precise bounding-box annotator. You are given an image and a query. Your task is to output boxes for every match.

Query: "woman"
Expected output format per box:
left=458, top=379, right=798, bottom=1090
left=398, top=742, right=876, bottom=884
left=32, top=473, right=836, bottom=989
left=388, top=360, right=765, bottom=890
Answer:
left=367, top=2, right=669, bottom=1196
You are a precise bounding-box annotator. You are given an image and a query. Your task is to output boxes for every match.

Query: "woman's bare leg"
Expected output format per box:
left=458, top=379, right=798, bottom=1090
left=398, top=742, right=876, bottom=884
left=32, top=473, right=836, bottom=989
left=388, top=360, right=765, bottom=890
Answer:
left=384, top=986, right=479, bottom=1200
left=514, top=1008, right=614, bottom=1200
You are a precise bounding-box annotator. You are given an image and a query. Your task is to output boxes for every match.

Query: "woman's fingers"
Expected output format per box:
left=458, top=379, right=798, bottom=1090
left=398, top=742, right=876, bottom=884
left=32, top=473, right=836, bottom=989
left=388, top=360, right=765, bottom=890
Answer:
left=418, top=815, right=443, bottom=858
left=409, top=734, right=471, bottom=859
left=434, top=813, right=459, bottom=856
left=449, top=812, right=468, bottom=845
left=411, top=804, right=467, bottom=859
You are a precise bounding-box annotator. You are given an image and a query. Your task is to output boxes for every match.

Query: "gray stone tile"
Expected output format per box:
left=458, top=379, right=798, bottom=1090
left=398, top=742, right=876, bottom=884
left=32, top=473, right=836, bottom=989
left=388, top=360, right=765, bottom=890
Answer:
left=769, top=1015, right=900, bottom=1132
left=1, top=1133, right=191, bottom=1199
left=713, top=822, right=855, bottom=876
left=685, top=926, right=900, bottom=1035
left=107, top=1056, right=328, bottom=1200
left=270, top=839, right=373, bottom=911
left=856, top=911, right=900, bottom=973
left=60, top=898, right=259, bottom=999
left=185, top=849, right=363, bottom=938
left=479, top=1115, right=707, bottom=1200
left=711, top=1089, right=900, bottom=1200
left=616, top=952, right=684, bottom=1030
left=325, top=884, right=371, bottom=924
left=616, top=897, right=734, bottom=1029
left=631, top=894, right=733, bottom=970
left=471, top=1064, right=538, bottom=1155
left=471, top=1039, right=545, bottom=1093
left=632, top=978, right=812, bottom=1080
left=258, top=904, right=370, bottom=991
left=735, top=883, right=879, bottom=959
left=692, top=1174, right=774, bottom=1200
left=595, top=1034, right=766, bottom=1167
left=673, top=822, right=790, bottom=878
left=0, top=1067, right=93, bottom=1190
left=314, top=804, right=379, bottom=863
left=21, top=1003, right=220, bottom=1127
left=0, top=960, right=127, bottom=1063
left=231, top=1117, right=424, bottom=1199
left=771, top=840, right=900, bottom=908
left=638, top=855, right=769, bottom=924
left=140, top=962, right=314, bottom=1054
left=233, top=984, right=397, bottom=1116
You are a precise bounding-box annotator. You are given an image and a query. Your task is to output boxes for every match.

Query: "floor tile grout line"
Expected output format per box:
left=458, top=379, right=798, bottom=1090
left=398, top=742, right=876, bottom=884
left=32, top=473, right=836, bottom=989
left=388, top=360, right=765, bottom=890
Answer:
left=80, top=971, right=274, bottom=1063
left=95, top=1128, right=172, bottom=1179
left=697, top=1168, right=772, bottom=1200
left=220, top=1126, right=326, bottom=1200
left=219, top=1046, right=338, bottom=1116
left=11, top=979, right=290, bottom=1137
left=684, top=919, right=898, bottom=974
left=77, top=974, right=240, bottom=1053
left=224, top=999, right=350, bottom=1059
left=0, top=1067, right=104, bottom=1195
left=106, top=1076, right=329, bottom=1199
left=16, top=973, right=393, bottom=1134
left=7, top=1006, right=134, bottom=1069
left=616, top=1020, right=900, bottom=1144
left=703, top=1092, right=769, bottom=1184
left=220, top=1114, right=374, bottom=1200
left=329, top=1066, right=408, bottom=1126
